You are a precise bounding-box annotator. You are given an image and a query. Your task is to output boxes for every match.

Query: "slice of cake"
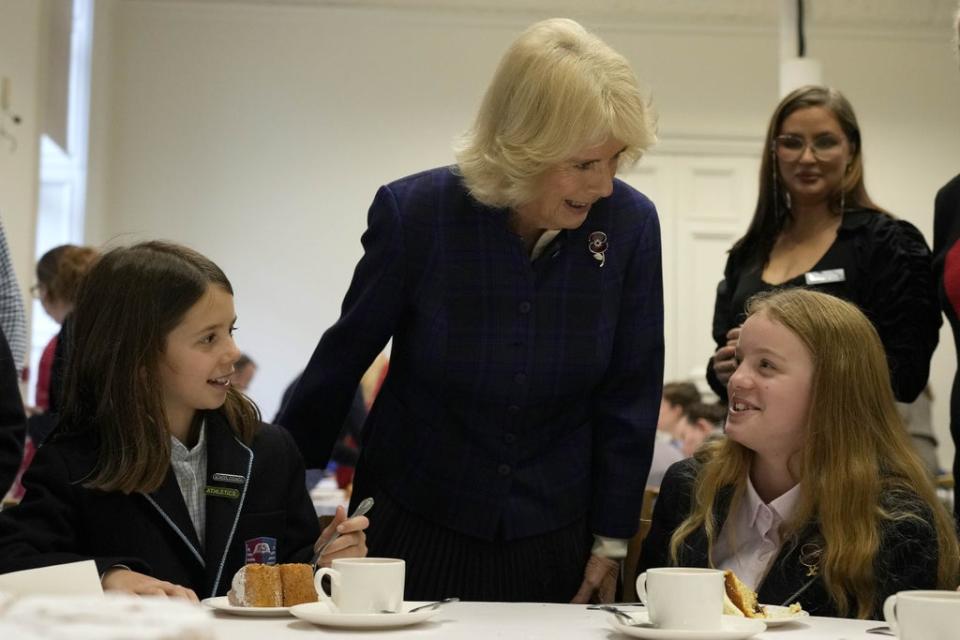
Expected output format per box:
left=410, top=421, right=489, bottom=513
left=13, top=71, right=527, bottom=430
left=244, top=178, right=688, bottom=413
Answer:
left=226, top=563, right=318, bottom=607
left=278, top=563, right=318, bottom=606
left=227, top=563, right=282, bottom=607
left=722, top=570, right=765, bottom=618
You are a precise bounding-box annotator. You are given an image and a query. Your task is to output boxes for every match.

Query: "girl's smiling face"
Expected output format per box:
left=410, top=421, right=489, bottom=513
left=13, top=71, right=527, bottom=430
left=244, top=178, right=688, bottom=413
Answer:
left=725, top=312, right=814, bottom=462
left=158, top=284, right=240, bottom=435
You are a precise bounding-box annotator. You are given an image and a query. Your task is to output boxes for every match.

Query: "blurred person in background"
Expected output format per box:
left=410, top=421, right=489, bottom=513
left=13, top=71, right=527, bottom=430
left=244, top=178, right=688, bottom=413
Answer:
left=230, top=353, right=257, bottom=393
left=30, top=245, right=99, bottom=418
left=674, top=401, right=727, bottom=458
left=932, top=2, right=960, bottom=532
left=5, top=246, right=99, bottom=504
left=0, top=328, right=26, bottom=502
left=0, top=218, right=27, bottom=374
left=656, top=381, right=700, bottom=444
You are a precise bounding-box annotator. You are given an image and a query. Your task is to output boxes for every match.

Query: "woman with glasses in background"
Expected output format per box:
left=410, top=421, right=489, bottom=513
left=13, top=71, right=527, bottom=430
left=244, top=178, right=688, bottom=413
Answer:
left=706, top=86, right=940, bottom=405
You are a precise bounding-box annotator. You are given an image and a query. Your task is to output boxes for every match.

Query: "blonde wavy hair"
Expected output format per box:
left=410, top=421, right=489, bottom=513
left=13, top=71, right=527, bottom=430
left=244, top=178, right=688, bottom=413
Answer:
left=454, top=18, right=657, bottom=209
left=669, top=289, right=959, bottom=618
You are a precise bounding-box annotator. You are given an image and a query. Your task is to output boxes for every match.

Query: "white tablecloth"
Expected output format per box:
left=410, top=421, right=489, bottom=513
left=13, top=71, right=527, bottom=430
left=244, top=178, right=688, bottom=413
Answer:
left=208, top=601, right=881, bottom=639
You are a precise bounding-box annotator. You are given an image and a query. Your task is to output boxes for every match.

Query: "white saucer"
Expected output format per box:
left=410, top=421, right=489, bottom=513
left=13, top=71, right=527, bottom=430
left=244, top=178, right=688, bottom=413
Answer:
left=758, top=604, right=810, bottom=627
left=201, top=596, right=291, bottom=617
left=289, top=601, right=441, bottom=629
left=609, top=612, right=766, bottom=639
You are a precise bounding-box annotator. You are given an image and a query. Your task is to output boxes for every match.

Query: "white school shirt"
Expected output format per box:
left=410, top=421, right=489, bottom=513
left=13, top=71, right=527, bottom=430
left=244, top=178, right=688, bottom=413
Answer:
left=713, top=477, right=802, bottom=590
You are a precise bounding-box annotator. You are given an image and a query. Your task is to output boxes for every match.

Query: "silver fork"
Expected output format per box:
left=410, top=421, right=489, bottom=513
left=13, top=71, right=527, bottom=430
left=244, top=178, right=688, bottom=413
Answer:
left=310, top=496, right=375, bottom=570
left=587, top=604, right=653, bottom=627
left=381, top=597, right=459, bottom=614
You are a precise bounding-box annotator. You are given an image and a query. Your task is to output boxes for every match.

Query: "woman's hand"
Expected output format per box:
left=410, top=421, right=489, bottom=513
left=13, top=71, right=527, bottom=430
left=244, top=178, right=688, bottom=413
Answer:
left=711, top=326, right=741, bottom=386
left=101, top=567, right=199, bottom=602
left=314, top=505, right=369, bottom=567
left=570, top=554, right=619, bottom=604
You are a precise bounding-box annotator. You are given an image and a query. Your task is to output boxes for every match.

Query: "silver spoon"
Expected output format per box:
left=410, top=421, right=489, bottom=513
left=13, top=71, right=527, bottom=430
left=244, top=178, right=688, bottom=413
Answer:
left=311, top=496, right=374, bottom=569
left=381, top=597, right=459, bottom=614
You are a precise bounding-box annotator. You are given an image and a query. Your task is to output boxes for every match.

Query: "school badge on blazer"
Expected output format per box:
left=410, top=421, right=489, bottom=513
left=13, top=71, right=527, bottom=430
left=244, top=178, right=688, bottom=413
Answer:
left=245, top=537, right=277, bottom=564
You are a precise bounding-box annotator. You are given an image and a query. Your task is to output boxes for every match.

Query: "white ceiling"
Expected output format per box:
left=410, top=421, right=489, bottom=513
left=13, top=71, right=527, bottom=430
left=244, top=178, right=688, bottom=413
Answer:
left=129, top=0, right=958, bottom=33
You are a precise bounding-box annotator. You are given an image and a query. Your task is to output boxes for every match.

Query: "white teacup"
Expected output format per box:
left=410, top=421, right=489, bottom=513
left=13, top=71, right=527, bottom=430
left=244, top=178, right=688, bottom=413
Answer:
left=636, top=567, right=724, bottom=630
left=314, top=557, right=405, bottom=614
left=883, top=590, right=960, bottom=640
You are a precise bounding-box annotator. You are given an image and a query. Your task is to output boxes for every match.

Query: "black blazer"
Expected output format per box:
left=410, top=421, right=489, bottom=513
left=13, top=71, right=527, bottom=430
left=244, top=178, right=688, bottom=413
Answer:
left=278, top=166, right=664, bottom=542
left=638, top=459, right=942, bottom=620
left=0, top=326, right=25, bottom=497
left=0, top=412, right=320, bottom=598
left=707, top=209, right=940, bottom=404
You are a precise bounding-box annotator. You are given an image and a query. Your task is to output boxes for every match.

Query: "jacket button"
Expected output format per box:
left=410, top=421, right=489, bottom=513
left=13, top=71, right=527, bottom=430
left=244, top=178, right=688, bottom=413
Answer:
left=514, top=372, right=527, bottom=385
left=507, top=405, right=521, bottom=414
left=504, top=433, right=517, bottom=444
left=497, top=464, right=511, bottom=476
left=519, top=301, right=532, bottom=314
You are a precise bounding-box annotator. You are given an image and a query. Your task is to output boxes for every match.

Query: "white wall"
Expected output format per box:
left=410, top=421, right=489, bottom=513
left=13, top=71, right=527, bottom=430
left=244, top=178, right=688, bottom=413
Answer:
left=0, top=0, right=43, bottom=338
left=84, top=0, right=960, bottom=468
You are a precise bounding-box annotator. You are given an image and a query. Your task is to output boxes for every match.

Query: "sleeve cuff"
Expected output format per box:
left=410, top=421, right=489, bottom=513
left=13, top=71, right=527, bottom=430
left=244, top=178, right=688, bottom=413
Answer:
left=100, top=564, right=131, bottom=583
left=592, top=535, right=629, bottom=559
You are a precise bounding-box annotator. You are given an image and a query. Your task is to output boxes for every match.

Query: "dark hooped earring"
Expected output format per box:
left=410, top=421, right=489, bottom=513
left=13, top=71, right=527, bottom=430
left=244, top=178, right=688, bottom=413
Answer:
left=771, top=147, right=784, bottom=220
left=838, top=163, right=851, bottom=213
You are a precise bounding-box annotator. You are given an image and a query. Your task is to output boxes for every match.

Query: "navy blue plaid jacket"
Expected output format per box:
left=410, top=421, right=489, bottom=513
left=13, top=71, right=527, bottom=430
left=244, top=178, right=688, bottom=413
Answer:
left=278, top=166, right=663, bottom=541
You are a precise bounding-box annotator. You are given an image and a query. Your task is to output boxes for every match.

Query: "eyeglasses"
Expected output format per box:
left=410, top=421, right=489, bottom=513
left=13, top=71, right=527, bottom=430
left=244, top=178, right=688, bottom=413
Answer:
left=772, top=134, right=846, bottom=162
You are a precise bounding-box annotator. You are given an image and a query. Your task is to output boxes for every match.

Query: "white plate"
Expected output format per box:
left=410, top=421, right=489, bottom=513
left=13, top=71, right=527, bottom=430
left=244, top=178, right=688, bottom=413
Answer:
left=609, top=612, right=766, bottom=639
left=201, top=596, right=291, bottom=617
left=758, top=604, right=810, bottom=627
left=289, top=601, right=441, bottom=629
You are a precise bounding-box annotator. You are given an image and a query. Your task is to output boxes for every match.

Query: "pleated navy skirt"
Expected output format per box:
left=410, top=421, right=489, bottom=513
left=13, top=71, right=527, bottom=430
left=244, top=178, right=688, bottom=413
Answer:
left=360, top=488, right=593, bottom=602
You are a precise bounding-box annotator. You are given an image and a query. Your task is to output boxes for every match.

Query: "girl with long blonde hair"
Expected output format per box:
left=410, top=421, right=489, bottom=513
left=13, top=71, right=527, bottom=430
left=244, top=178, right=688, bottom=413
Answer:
left=641, top=289, right=958, bottom=619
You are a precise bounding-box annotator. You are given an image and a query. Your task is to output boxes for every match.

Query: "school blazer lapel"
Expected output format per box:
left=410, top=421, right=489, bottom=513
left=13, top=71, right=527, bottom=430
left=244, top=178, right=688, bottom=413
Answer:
left=202, top=414, right=254, bottom=597
left=142, top=470, right=205, bottom=567
left=758, top=528, right=830, bottom=614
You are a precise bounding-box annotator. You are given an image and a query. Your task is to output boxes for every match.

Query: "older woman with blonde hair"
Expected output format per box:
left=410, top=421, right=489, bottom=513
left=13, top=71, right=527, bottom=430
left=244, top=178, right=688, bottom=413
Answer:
left=641, top=289, right=959, bottom=618
left=279, top=18, right=662, bottom=603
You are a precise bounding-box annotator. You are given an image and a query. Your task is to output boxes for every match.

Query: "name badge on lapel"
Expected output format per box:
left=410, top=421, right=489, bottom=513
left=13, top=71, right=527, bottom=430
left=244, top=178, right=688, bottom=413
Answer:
left=211, top=473, right=246, bottom=485
left=804, top=268, right=845, bottom=286
left=206, top=485, right=240, bottom=499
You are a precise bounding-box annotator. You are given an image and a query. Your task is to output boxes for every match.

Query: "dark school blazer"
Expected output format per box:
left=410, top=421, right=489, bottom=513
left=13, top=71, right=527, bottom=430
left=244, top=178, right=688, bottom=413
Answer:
left=638, top=458, right=942, bottom=620
left=0, top=411, right=320, bottom=598
left=0, top=326, right=25, bottom=496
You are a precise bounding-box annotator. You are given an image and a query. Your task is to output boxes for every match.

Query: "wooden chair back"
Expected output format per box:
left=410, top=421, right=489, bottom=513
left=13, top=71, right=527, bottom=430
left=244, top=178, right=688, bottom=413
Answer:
left=622, top=486, right=659, bottom=601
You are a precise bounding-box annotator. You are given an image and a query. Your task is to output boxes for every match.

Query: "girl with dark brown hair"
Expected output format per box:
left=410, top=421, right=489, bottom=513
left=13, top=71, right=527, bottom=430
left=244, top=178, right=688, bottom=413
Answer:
left=0, top=241, right=367, bottom=600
